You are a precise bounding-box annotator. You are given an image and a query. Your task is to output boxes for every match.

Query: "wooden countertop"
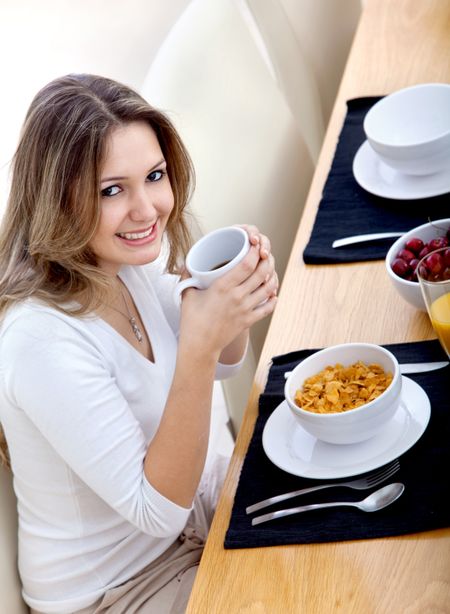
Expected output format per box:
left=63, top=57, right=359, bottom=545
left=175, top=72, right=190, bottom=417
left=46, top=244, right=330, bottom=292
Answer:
left=187, top=1, right=450, bottom=611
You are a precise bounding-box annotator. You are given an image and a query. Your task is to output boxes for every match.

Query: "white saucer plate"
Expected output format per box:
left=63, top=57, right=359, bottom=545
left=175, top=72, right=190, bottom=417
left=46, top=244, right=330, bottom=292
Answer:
left=262, top=376, right=430, bottom=479
left=352, top=140, right=450, bottom=200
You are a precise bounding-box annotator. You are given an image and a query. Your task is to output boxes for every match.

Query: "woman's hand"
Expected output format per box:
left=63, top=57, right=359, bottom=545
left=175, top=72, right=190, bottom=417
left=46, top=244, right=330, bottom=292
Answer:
left=234, top=223, right=278, bottom=304
left=178, top=225, right=278, bottom=360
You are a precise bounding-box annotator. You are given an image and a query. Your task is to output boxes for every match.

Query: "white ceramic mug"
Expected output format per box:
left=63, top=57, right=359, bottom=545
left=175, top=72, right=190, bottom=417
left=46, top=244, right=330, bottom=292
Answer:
left=174, top=226, right=250, bottom=298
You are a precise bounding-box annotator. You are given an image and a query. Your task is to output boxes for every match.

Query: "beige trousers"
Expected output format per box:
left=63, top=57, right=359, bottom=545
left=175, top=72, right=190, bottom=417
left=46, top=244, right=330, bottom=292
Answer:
left=31, top=454, right=228, bottom=614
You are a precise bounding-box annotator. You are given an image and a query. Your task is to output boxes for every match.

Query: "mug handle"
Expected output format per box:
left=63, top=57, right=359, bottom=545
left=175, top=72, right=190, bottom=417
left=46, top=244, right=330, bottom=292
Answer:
left=173, top=276, right=201, bottom=301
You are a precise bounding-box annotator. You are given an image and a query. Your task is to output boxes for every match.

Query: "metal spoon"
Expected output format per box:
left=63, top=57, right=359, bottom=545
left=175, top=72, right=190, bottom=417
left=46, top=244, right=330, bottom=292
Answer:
left=332, top=232, right=404, bottom=248
left=251, top=482, right=405, bottom=525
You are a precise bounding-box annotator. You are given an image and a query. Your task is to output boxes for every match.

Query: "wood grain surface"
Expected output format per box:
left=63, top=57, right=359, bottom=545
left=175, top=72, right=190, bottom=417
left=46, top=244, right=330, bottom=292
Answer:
left=187, top=1, right=450, bottom=612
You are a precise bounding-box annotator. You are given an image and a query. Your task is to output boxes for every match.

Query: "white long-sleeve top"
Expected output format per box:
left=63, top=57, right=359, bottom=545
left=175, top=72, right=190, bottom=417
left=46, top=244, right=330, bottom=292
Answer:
left=0, top=264, right=241, bottom=613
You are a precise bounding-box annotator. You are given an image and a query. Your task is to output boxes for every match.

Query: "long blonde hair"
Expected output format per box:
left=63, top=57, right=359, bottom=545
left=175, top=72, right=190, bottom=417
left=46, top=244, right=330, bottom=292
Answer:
left=0, top=74, right=195, bottom=466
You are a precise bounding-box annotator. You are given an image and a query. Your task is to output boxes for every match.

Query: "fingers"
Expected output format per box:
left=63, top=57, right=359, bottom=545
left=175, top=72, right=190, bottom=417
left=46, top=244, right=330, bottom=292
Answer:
left=219, top=235, right=274, bottom=288
left=213, top=249, right=277, bottom=310
left=236, top=224, right=271, bottom=261
left=258, top=234, right=271, bottom=260
left=218, top=243, right=261, bottom=286
left=244, top=293, right=278, bottom=328
left=238, top=253, right=276, bottom=297
left=246, top=269, right=278, bottom=311
left=223, top=255, right=278, bottom=324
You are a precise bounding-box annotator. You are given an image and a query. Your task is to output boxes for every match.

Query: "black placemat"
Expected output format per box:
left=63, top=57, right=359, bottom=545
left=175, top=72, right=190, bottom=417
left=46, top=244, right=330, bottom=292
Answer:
left=224, top=340, right=450, bottom=549
left=302, top=97, right=450, bottom=265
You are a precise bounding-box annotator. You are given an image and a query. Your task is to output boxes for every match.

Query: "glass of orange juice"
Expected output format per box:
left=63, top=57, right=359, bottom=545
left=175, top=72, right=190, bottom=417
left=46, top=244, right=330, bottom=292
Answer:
left=417, top=246, right=450, bottom=357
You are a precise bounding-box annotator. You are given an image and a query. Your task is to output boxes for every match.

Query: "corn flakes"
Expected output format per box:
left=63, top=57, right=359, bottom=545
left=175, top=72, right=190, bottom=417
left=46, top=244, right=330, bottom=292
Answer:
left=294, top=361, right=393, bottom=414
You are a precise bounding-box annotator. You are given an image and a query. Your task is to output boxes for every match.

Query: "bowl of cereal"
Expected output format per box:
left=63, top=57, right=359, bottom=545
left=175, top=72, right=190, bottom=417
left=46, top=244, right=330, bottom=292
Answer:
left=284, top=343, right=402, bottom=444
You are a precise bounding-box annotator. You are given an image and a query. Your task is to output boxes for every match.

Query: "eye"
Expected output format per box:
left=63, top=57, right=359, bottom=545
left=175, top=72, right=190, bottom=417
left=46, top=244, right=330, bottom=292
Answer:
left=101, top=185, right=121, bottom=198
left=147, top=169, right=166, bottom=182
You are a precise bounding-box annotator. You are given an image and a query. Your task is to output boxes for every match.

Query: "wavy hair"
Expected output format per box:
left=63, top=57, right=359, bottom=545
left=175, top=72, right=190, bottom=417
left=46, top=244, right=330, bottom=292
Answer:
left=0, top=74, right=195, bottom=466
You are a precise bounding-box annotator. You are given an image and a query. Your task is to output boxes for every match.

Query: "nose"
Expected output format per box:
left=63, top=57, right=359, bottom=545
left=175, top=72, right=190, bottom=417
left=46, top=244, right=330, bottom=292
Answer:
left=129, top=187, right=157, bottom=222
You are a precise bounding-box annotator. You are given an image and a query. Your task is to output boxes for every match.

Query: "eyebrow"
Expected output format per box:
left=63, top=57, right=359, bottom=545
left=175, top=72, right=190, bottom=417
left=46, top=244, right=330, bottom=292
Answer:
left=100, top=158, right=166, bottom=184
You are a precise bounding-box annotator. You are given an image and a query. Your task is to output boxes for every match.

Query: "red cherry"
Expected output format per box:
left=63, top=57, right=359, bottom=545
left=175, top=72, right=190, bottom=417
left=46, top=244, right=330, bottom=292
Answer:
left=417, top=264, right=429, bottom=280
left=397, top=248, right=415, bottom=263
left=424, top=252, right=444, bottom=275
left=443, top=267, right=450, bottom=281
left=407, top=257, right=419, bottom=281
left=418, top=245, right=431, bottom=259
left=428, top=237, right=449, bottom=250
left=410, top=258, right=419, bottom=269
left=405, top=237, right=424, bottom=255
left=391, top=258, right=410, bottom=278
left=443, top=248, right=450, bottom=267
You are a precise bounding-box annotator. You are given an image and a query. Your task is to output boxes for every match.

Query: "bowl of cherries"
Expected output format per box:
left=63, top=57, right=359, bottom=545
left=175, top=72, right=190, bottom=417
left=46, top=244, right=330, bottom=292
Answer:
left=385, top=218, right=450, bottom=310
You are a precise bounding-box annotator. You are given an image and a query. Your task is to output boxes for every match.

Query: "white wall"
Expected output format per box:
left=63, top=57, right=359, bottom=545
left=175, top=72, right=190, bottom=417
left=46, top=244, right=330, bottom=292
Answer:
left=0, top=0, right=190, bottom=215
left=0, top=0, right=361, bottom=217
left=279, top=0, right=361, bottom=122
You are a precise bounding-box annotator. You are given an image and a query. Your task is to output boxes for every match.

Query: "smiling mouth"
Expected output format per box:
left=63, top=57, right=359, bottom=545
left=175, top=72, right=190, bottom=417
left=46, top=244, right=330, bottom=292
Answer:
left=116, top=225, right=155, bottom=240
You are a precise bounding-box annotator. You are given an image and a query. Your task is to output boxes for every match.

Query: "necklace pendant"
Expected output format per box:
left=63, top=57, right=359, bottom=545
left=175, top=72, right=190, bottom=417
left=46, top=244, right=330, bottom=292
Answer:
left=129, top=316, right=143, bottom=343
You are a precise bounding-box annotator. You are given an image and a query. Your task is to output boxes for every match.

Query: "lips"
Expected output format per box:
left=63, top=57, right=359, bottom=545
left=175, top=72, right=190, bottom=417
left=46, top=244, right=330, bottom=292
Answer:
left=116, top=225, right=155, bottom=240
left=115, top=222, right=159, bottom=247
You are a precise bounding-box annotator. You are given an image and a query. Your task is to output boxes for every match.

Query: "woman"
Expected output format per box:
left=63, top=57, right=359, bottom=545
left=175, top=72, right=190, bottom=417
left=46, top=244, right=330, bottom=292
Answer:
left=0, top=74, right=277, bottom=613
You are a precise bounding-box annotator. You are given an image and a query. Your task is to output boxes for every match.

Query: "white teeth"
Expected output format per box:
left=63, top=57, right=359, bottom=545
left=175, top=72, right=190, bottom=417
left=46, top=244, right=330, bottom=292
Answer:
left=117, top=226, right=154, bottom=240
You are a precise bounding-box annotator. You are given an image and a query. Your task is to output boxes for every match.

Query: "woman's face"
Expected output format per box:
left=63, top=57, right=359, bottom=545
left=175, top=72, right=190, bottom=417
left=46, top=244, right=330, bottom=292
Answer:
left=90, top=121, right=174, bottom=275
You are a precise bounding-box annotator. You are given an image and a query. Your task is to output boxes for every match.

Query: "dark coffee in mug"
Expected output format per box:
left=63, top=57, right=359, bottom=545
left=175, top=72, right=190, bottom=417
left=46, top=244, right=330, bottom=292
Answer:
left=209, top=260, right=231, bottom=271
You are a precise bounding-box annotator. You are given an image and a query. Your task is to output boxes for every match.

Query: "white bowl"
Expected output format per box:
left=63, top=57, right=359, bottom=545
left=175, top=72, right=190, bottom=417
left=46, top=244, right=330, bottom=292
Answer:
left=385, top=218, right=450, bottom=310
left=284, top=343, right=402, bottom=445
left=364, top=83, right=450, bottom=176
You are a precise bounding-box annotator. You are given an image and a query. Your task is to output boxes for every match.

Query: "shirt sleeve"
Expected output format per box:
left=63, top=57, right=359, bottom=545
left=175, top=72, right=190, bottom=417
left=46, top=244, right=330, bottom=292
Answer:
left=1, top=309, right=191, bottom=538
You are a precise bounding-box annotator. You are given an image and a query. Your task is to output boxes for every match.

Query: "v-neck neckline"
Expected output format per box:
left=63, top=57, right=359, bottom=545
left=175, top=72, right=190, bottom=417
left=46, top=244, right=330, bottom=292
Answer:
left=118, top=276, right=155, bottom=364
left=97, top=270, right=158, bottom=367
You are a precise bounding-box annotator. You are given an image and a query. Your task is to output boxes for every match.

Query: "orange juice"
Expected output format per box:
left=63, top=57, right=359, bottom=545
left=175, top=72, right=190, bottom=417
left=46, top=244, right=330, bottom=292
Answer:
left=430, top=292, right=450, bottom=356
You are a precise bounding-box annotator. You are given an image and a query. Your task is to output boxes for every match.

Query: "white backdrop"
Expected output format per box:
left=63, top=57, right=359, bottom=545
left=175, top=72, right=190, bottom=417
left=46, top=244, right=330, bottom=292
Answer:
left=0, top=0, right=360, bottom=216
left=0, top=0, right=190, bottom=215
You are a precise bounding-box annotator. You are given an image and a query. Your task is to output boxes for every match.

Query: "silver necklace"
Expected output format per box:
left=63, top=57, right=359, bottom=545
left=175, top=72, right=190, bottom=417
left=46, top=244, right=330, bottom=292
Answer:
left=109, top=288, right=144, bottom=343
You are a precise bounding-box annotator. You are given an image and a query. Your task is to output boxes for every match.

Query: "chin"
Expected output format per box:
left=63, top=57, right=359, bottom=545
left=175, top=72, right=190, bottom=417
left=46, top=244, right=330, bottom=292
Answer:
left=129, top=245, right=164, bottom=266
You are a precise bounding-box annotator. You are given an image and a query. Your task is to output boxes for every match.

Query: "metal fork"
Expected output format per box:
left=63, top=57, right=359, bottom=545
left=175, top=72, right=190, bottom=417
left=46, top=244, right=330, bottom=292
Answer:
left=245, top=459, right=400, bottom=515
